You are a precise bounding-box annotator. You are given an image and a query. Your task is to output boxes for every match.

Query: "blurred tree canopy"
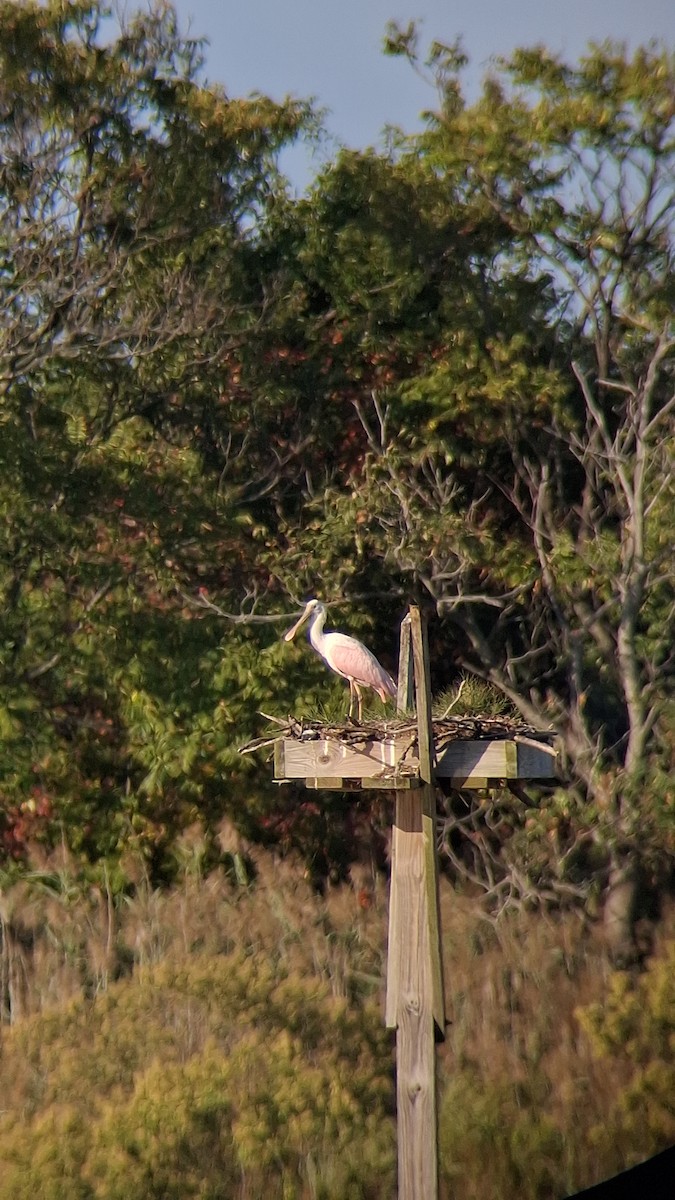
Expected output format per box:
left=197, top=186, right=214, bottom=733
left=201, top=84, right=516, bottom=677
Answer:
left=0, top=0, right=317, bottom=869
left=0, top=2, right=672, bottom=930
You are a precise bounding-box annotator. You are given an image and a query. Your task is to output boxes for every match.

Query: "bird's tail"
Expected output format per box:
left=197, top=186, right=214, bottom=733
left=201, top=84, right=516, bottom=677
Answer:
left=382, top=671, right=397, bottom=700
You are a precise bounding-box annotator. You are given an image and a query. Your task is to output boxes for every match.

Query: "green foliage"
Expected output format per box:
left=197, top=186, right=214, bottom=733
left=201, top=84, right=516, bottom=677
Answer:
left=0, top=952, right=394, bottom=1199
left=272, top=34, right=675, bottom=905
left=577, top=942, right=675, bottom=1158
left=1, top=11, right=674, bottom=1198
left=433, top=676, right=517, bottom=719
left=0, top=0, right=315, bottom=874
left=439, top=1074, right=564, bottom=1200
left=0, top=0, right=672, bottom=917
left=2, top=857, right=675, bottom=1199
left=436, top=922, right=675, bottom=1199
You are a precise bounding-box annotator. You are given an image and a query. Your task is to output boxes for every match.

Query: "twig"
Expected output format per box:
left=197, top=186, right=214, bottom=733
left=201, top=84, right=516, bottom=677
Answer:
left=179, top=590, right=298, bottom=625
left=438, top=678, right=467, bottom=718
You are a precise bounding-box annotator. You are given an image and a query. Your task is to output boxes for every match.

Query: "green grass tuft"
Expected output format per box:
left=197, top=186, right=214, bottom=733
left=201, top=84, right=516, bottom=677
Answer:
left=433, top=675, right=517, bottom=718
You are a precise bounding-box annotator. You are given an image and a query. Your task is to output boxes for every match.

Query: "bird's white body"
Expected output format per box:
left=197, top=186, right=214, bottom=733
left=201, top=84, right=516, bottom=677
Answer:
left=284, top=599, right=396, bottom=718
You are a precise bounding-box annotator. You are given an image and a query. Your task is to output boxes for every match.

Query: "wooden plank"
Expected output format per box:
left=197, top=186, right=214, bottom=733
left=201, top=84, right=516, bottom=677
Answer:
left=386, top=611, right=419, bottom=1027
left=445, top=776, right=490, bottom=790
left=409, top=607, right=435, bottom=785
left=386, top=608, right=443, bottom=1199
left=517, top=740, right=560, bottom=778
left=504, top=739, right=518, bottom=777
left=277, top=738, right=557, bottom=781
left=422, top=791, right=443, bottom=1028
left=279, top=737, right=400, bottom=778
left=397, top=614, right=414, bottom=713
left=303, top=777, right=359, bottom=790
left=385, top=803, right=404, bottom=1027
left=397, top=1013, right=437, bottom=1198
left=387, top=792, right=439, bottom=1199
left=356, top=776, right=421, bottom=790
left=386, top=611, right=417, bottom=1025
left=409, top=607, right=445, bottom=1039
left=303, top=775, right=421, bottom=790
left=435, top=739, right=513, bottom=777
left=436, top=739, right=555, bottom=778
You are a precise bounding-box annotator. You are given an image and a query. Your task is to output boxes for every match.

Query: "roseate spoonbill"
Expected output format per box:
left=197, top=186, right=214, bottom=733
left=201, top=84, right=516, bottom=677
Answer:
left=284, top=599, right=397, bottom=720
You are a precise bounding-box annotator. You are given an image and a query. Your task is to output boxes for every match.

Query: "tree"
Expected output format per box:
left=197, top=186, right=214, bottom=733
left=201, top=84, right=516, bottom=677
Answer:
left=1, top=7, right=672, bottom=926
left=274, top=35, right=674, bottom=927
left=0, top=0, right=313, bottom=869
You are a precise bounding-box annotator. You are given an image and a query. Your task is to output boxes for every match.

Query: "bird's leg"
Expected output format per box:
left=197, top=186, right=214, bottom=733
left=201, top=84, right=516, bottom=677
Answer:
left=347, top=680, right=355, bottom=720
left=354, top=682, right=363, bottom=722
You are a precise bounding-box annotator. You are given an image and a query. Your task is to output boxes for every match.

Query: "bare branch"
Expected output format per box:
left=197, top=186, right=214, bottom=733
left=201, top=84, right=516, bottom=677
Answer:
left=178, top=590, right=299, bottom=626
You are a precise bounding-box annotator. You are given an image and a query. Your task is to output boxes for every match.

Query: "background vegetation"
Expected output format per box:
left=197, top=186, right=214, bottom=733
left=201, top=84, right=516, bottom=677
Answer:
left=0, top=3, right=673, bottom=1196
left=1, top=843, right=674, bottom=1199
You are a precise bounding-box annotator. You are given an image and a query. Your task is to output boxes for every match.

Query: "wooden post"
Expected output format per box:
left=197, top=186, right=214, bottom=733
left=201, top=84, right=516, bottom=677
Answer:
left=396, top=612, right=414, bottom=713
left=386, top=606, right=445, bottom=1199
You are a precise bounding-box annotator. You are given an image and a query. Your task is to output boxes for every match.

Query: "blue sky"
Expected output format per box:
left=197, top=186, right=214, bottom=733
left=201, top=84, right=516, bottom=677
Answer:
left=171, top=0, right=675, bottom=188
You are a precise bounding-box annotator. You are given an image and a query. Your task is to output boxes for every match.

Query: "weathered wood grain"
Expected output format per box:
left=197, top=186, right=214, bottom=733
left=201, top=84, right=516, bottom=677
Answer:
left=387, top=791, right=439, bottom=1200
left=278, top=736, right=557, bottom=782
left=385, top=608, right=443, bottom=1198
left=397, top=613, right=415, bottom=712
left=409, top=607, right=445, bottom=1038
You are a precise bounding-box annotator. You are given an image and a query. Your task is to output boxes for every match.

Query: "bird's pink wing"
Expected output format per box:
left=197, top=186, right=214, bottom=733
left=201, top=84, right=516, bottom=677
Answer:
left=323, top=634, right=396, bottom=697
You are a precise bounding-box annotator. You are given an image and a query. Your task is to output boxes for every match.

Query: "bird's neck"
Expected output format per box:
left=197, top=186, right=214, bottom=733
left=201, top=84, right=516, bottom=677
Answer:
left=307, top=607, right=327, bottom=649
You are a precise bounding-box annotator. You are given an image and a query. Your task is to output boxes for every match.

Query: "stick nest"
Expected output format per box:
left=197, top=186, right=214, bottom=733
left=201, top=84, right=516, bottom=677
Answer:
left=239, top=714, right=556, bottom=757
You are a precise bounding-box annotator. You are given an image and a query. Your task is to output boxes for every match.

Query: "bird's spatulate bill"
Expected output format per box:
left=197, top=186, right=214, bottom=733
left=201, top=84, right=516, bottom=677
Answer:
left=283, top=602, right=313, bottom=642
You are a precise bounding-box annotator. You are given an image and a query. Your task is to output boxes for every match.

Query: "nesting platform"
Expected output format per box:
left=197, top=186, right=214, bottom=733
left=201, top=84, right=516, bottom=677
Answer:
left=242, top=715, right=558, bottom=791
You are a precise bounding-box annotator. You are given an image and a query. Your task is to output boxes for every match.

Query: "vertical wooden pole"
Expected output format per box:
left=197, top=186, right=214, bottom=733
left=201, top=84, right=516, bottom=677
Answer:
left=386, top=606, right=445, bottom=1200
left=396, top=613, right=414, bottom=713
left=409, top=606, right=446, bottom=1038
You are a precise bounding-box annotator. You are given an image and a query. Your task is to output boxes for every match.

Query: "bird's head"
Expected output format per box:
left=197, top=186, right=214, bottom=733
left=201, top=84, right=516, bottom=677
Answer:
left=283, top=598, right=325, bottom=642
